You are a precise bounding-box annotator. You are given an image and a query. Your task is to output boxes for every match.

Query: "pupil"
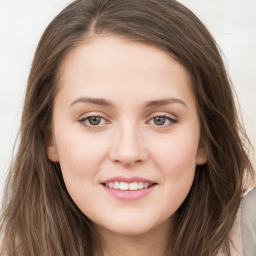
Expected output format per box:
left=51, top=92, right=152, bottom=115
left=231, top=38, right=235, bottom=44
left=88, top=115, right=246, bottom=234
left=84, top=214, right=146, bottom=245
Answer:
left=89, top=117, right=101, bottom=125
left=154, top=116, right=165, bottom=126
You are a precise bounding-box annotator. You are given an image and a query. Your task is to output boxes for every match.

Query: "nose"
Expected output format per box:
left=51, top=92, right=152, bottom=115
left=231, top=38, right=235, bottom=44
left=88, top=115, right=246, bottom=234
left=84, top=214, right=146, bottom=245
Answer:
left=109, top=121, right=147, bottom=167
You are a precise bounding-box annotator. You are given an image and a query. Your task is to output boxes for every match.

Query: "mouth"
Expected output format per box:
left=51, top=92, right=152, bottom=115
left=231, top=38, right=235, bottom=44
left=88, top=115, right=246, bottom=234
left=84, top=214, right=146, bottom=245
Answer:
left=102, top=181, right=157, bottom=191
left=100, top=177, right=158, bottom=200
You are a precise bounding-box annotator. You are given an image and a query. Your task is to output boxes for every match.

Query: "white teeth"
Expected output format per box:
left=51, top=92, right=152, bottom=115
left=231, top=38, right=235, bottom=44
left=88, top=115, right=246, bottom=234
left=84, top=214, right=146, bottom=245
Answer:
left=129, top=182, right=139, bottom=190
left=105, top=181, right=152, bottom=190
left=143, top=183, right=149, bottom=189
left=113, top=181, right=120, bottom=189
left=138, top=182, right=144, bottom=189
left=120, top=182, right=129, bottom=190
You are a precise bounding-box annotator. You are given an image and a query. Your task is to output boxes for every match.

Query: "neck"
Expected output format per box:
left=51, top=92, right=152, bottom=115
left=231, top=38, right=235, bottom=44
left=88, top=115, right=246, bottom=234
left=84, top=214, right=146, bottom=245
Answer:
left=94, top=218, right=173, bottom=256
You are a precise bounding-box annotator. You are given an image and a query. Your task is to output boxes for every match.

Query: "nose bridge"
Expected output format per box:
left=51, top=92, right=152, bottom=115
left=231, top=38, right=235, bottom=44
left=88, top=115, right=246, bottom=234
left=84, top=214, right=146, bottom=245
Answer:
left=110, top=117, right=146, bottom=166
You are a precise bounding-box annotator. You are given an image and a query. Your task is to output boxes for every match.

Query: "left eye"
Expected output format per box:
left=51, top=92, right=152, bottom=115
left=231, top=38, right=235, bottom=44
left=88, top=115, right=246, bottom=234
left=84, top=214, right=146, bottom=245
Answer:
left=149, top=116, right=177, bottom=126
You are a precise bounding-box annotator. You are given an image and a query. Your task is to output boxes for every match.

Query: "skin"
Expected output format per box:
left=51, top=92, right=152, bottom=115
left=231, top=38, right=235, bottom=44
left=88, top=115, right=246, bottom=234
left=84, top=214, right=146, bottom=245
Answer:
left=47, top=36, right=207, bottom=256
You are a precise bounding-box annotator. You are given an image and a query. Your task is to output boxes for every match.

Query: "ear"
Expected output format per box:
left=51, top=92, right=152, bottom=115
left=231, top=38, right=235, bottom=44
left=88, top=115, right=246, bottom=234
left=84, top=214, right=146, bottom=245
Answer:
left=196, top=138, right=208, bottom=165
left=46, top=137, right=59, bottom=162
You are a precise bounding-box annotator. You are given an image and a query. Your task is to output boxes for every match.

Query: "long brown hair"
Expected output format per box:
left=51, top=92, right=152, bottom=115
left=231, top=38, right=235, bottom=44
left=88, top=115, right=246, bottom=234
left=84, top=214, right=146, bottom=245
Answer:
left=1, top=0, right=254, bottom=255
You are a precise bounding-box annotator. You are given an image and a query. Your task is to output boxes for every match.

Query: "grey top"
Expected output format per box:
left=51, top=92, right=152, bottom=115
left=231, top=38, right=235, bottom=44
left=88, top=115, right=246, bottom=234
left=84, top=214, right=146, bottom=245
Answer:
left=241, top=187, right=256, bottom=256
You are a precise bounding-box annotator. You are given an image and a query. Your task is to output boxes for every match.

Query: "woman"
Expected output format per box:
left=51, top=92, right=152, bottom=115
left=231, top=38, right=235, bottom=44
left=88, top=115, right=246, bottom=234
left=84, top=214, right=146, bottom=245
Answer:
left=0, top=0, right=255, bottom=255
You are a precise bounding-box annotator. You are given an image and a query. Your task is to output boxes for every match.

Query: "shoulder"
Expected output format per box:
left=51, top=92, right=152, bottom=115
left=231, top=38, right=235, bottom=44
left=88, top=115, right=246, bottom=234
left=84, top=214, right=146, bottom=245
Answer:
left=241, top=187, right=256, bottom=256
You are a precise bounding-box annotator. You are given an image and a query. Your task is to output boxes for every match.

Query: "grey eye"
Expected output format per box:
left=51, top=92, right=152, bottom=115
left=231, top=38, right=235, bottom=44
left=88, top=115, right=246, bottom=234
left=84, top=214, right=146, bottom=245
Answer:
left=88, top=116, right=102, bottom=126
left=153, top=116, right=167, bottom=126
left=150, top=115, right=177, bottom=127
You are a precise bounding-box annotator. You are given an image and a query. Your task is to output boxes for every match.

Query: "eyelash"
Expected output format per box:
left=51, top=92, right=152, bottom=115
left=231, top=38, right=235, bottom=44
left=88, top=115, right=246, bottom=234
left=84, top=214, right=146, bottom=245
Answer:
left=78, top=114, right=178, bottom=129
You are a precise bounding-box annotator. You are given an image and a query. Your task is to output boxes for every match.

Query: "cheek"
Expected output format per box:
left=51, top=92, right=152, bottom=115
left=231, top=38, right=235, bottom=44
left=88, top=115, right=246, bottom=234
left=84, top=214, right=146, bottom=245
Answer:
left=55, top=134, right=108, bottom=211
left=150, top=132, right=198, bottom=199
left=154, top=133, right=199, bottom=172
left=56, top=131, right=109, bottom=178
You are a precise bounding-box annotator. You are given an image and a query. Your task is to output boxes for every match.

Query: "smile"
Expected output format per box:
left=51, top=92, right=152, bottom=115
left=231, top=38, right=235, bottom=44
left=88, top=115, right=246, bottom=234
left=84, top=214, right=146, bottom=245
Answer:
left=104, top=181, right=153, bottom=191
left=101, top=177, right=158, bottom=200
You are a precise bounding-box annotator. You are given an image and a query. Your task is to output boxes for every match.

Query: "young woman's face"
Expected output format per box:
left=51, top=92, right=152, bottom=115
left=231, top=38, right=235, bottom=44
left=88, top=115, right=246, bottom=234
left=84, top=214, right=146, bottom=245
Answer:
left=47, top=36, right=207, bottom=237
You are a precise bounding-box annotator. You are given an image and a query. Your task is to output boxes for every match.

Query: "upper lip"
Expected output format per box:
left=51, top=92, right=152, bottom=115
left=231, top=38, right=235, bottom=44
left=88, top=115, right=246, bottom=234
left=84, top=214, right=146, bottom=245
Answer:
left=101, top=176, right=157, bottom=185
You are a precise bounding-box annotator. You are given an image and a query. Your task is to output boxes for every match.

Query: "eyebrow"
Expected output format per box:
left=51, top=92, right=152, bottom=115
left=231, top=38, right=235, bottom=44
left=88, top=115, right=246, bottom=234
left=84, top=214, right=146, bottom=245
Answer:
left=70, top=97, right=186, bottom=107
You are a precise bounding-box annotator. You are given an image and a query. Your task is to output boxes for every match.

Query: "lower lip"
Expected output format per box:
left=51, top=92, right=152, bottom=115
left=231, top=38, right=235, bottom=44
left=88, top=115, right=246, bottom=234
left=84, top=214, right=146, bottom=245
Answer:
left=101, top=184, right=157, bottom=201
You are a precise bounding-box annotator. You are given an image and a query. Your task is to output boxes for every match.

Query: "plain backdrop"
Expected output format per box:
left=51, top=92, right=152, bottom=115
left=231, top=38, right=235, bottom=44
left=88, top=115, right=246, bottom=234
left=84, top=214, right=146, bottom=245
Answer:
left=0, top=0, right=255, bottom=202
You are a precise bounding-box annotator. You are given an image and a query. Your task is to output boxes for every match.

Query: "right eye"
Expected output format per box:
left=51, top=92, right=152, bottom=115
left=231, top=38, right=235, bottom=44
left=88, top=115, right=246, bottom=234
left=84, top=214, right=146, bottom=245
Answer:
left=78, top=115, right=108, bottom=128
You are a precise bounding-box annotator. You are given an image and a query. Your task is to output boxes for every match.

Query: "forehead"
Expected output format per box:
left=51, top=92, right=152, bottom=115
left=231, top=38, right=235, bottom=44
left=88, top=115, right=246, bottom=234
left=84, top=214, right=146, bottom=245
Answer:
left=56, top=35, right=196, bottom=109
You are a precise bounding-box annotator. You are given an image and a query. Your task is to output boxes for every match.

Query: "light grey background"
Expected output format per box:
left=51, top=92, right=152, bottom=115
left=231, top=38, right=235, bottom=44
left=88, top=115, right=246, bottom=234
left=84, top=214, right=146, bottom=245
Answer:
left=0, top=0, right=255, bottom=202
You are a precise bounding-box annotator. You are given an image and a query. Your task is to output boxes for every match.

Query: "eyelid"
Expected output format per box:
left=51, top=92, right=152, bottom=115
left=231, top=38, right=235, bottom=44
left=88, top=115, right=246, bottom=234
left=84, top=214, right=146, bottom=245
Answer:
left=147, top=112, right=177, bottom=119
left=78, top=111, right=108, bottom=119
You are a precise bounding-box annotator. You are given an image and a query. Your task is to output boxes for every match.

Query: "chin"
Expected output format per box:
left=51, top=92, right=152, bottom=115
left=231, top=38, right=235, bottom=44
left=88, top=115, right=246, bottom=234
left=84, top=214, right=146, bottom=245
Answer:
left=96, top=216, right=165, bottom=237
left=105, top=225, right=154, bottom=236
